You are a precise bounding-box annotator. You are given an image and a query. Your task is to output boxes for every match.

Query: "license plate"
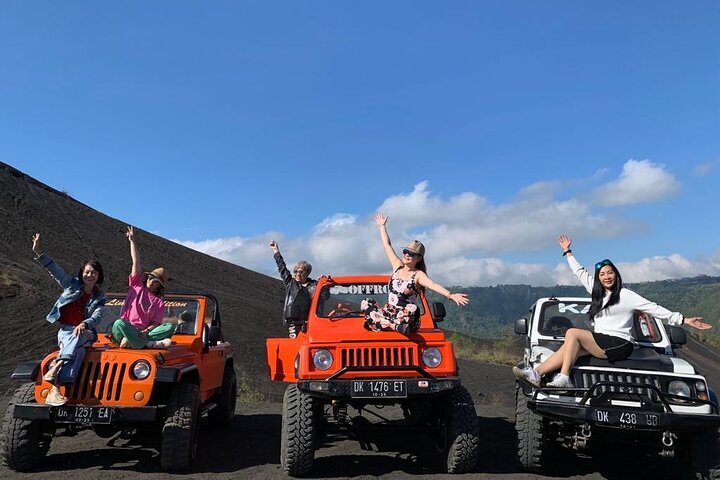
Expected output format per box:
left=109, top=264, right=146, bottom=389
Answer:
left=351, top=380, right=407, bottom=398
left=594, top=408, right=659, bottom=428
left=55, top=405, right=113, bottom=425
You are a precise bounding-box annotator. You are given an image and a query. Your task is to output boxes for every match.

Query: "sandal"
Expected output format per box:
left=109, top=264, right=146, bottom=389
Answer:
left=45, top=388, right=68, bottom=406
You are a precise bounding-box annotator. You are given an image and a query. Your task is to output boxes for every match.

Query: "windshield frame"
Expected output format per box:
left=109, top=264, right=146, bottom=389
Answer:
left=315, top=281, right=427, bottom=319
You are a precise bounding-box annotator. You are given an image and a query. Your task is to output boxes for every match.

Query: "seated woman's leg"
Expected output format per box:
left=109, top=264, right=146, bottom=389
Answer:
left=535, top=343, right=567, bottom=377
left=111, top=319, right=146, bottom=349
left=561, top=328, right=605, bottom=375
left=361, top=299, right=385, bottom=332
left=56, top=328, right=97, bottom=386
left=147, top=322, right=175, bottom=341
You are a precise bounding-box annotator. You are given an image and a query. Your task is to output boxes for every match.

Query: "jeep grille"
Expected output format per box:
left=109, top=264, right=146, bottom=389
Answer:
left=574, top=370, right=662, bottom=401
left=341, top=347, right=417, bottom=368
left=67, top=360, right=128, bottom=402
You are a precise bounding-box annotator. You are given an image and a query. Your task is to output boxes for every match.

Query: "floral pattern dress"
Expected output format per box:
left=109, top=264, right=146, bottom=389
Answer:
left=362, top=268, right=420, bottom=333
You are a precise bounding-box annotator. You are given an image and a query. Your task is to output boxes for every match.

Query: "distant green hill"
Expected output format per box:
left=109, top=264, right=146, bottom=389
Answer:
left=430, top=275, right=720, bottom=345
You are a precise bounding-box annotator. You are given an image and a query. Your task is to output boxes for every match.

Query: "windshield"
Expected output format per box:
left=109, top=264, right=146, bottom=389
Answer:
left=539, top=301, right=593, bottom=337
left=316, top=282, right=426, bottom=318
left=539, top=300, right=663, bottom=343
left=97, top=296, right=201, bottom=335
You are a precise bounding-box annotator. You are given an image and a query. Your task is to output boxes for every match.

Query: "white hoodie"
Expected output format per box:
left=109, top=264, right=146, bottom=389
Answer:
left=567, top=255, right=684, bottom=342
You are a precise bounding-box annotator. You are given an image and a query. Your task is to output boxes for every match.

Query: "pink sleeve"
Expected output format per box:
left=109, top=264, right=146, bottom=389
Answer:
left=129, top=273, right=143, bottom=286
left=153, top=299, right=165, bottom=324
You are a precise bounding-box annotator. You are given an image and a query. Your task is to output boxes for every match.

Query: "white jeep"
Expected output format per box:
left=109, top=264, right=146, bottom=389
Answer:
left=514, top=296, right=720, bottom=479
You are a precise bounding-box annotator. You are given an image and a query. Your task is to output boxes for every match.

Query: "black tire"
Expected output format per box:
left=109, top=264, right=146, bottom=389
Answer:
left=687, top=427, right=720, bottom=480
left=208, top=365, right=237, bottom=427
left=160, top=383, right=200, bottom=472
left=0, top=383, right=53, bottom=472
left=515, top=383, right=545, bottom=473
left=439, top=385, right=480, bottom=473
left=280, top=384, right=316, bottom=476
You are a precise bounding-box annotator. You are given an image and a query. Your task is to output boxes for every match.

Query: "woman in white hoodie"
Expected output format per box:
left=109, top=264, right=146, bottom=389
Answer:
left=514, top=234, right=712, bottom=388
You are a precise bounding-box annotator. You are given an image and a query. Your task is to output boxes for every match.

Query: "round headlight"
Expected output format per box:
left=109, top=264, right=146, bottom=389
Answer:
left=695, top=380, right=707, bottom=392
left=313, top=349, right=333, bottom=371
left=422, top=347, right=442, bottom=368
left=668, top=380, right=691, bottom=398
left=132, top=360, right=151, bottom=380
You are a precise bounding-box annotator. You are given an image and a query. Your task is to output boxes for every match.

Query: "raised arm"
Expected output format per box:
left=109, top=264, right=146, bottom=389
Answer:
left=126, top=226, right=141, bottom=276
left=375, top=213, right=402, bottom=271
left=32, top=233, right=74, bottom=288
left=415, top=271, right=469, bottom=306
left=32, top=232, right=42, bottom=257
left=558, top=234, right=593, bottom=293
left=625, top=290, right=712, bottom=330
left=270, top=240, right=292, bottom=285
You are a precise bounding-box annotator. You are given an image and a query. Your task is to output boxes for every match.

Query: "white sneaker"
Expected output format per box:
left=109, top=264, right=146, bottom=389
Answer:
left=147, top=338, right=172, bottom=349
left=512, top=366, right=541, bottom=386
left=547, top=373, right=574, bottom=388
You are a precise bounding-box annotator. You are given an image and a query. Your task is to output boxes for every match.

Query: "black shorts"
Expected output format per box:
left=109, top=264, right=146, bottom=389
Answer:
left=593, top=332, right=634, bottom=362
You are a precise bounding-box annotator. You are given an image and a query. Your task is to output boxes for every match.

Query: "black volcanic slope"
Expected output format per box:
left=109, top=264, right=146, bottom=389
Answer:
left=0, top=161, right=288, bottom=397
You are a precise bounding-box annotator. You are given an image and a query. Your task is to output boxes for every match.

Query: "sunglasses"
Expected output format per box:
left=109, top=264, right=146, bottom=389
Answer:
left=402, top=249, right=420, bottom=258
left=595, top=259, right=613, bottom=270
left=293, top=269, right=307, bottom=274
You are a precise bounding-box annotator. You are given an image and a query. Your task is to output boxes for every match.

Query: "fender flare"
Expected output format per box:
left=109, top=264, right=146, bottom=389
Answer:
left=11, top=361, right=41, bottom=381
left=155, top=363, right=199, bottom=384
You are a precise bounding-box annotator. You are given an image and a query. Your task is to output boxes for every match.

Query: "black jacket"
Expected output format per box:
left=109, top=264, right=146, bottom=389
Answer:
left=274, top=252, right=317, bottom=325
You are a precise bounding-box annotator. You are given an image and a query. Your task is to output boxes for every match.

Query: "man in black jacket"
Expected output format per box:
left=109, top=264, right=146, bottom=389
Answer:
left=269, top=240, right=317, bottom=338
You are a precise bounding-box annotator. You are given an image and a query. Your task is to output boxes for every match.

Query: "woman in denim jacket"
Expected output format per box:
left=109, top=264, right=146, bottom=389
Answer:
left=32, top=233, right=106, bottom=406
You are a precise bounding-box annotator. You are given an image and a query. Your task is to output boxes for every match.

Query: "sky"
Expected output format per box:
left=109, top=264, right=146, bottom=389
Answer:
left=2, top=1, right=719, bottom=287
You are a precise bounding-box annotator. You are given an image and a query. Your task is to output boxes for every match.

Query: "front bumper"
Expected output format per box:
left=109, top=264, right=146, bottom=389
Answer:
left=524, top=380, right=720, bottom=433
left=13, top=403, right=163, bottom=425
left=530, top=398, right=720, bottom=432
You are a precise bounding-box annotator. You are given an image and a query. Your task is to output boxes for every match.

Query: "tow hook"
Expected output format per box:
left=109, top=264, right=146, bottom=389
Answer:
left=659, top=431, right=676, bottom=458
left=572, top=423, right=592, bottom=450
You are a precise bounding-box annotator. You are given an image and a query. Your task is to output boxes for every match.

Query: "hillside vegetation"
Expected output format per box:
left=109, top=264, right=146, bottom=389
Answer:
left=431, top=275, right=720, bottom=345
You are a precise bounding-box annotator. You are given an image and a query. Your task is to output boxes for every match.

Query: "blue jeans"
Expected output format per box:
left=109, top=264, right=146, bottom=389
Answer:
left=56, top=325, right=97, bottom=386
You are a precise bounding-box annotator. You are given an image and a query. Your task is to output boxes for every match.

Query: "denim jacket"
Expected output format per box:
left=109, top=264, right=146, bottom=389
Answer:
left=35, top=253, right=106, bottom=330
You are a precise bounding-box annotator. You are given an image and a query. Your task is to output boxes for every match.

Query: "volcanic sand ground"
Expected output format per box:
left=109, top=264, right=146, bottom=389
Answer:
left=0, top=360, right=693, bottom=480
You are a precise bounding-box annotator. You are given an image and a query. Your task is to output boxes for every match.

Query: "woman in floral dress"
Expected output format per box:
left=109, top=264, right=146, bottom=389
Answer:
left=363, top=213, right=469, bottom=334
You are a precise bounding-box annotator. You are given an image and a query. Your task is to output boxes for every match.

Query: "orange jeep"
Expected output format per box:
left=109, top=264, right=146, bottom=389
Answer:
left=0, top=293, right=236, bottom=473
left=267, top=275, right=479, bottom=476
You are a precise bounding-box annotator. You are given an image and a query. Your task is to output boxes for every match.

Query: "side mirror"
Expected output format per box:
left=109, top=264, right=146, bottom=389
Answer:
left=668, top=325, right=687, bottom=346
left=431, top=302, right=446, bottom=322
left=284, top=305, right=301, bottom=323
left=515, top=318, right=528, bottom=335
left=209, top=326, right=223, bottom=344
left=203, top=324, right=223, bottom=346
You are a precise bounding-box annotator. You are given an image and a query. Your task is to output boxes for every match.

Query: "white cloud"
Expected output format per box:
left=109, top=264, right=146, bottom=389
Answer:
left=173, top=234, right=280, bottom=274
left=591, top=159, right=680, bottom=206
left=172, top=162, right=720, bottom=287
left=692, top=162, right=717, bottom=177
